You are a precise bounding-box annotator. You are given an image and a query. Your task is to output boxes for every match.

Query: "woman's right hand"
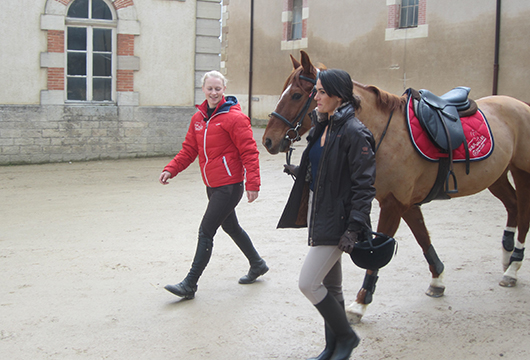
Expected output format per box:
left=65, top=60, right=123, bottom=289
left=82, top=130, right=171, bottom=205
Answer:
left=159, top=171, right=172, bottom=185
left=283, top=164, right=299, bottom=177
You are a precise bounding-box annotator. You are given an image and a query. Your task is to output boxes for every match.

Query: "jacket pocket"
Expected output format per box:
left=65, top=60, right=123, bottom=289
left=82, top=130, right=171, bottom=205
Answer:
left=222, top=156, right=232, bottom=176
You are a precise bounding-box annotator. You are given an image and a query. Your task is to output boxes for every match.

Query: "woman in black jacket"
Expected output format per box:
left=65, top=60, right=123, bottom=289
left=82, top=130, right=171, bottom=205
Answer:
left=279, top=69, right=376, bottom=360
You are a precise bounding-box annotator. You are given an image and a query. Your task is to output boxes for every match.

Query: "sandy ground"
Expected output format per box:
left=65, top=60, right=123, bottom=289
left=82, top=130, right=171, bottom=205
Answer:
left=1, top=127, right=529, bottom=360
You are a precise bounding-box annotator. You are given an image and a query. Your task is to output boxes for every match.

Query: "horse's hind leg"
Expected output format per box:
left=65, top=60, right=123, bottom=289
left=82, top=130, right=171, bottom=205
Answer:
left=402, top=204, right=446, bottom=297
left=500, top=168, right=530, bottom=287
left=488, top=170, right=518, bottom=271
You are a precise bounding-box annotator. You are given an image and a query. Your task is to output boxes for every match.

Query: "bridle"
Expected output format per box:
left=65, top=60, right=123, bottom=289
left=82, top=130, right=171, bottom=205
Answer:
left=269, top=72, right=318, bottom=166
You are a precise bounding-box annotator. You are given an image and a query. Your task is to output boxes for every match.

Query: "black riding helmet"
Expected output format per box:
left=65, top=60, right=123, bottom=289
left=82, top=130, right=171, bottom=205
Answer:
left=350, top=232, right=397, bottom=270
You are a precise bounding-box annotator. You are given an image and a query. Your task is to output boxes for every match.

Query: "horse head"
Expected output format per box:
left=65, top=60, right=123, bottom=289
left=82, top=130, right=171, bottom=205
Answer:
left=262, top=51, right=321, bottom=154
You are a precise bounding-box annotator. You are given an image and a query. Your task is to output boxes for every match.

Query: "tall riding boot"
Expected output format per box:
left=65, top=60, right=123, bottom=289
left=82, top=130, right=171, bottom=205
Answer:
left=230, top=229, right=269, bottom=284
left=307, top=300, right=344, bottom=360
left=164, top=236, right=213, bottom=299
left=314, top=294, right=360, bottom=360
left=308, top=323, right=335, bottom=360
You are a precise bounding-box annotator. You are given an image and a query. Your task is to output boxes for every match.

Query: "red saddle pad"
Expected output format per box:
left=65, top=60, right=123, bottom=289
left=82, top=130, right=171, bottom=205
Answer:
left=406, top=96, right=494, bottom=162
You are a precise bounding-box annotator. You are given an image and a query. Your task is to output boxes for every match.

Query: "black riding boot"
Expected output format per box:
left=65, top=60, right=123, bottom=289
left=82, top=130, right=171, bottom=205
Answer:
left=164, top=236, right=213, bottom=299
left=314, top=294, right=360, bottom=360
left=307, top=300, right=345, bottom=360
left=308, top=323, right=335, bottom=360
left=229, top=229, right=268, bottom=284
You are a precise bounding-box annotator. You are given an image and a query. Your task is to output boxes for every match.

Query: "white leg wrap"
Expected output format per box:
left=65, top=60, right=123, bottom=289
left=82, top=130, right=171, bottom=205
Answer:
left=430, top=272, right=445, bottom=289
left=346, top=301, right=367, bottom=324
left=502, top=249, right=512, bottom=270
left=504, top=260, right=522, bottom=279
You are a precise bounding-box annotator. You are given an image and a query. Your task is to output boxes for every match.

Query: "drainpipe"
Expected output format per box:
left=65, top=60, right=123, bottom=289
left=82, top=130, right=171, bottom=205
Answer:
left=248, top=0, right=254, bottom=119
left=492, top=0, right=501, bottom=95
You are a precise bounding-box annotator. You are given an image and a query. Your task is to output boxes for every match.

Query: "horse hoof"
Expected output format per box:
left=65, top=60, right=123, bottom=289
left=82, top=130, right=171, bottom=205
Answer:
left=499, top=276, right=517, bottom=287
left=425, top=285, right=445, bottom=298
left=346, top=302, right=366, bottom=324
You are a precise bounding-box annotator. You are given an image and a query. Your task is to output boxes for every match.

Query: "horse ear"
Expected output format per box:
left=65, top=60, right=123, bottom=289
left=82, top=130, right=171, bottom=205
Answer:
left=290, top=54, right=301, bottom=70
left=300, top=50, right=314, bottom=74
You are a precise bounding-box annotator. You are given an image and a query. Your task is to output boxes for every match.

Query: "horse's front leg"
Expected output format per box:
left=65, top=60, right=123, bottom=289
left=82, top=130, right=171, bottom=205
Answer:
left=346, top=194, right=404, bottom=324
left=402, top=204, right=446, bottom=297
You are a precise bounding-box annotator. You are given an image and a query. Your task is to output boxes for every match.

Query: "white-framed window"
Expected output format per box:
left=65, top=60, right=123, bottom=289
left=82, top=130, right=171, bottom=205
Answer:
left=399, top=0, right=419, bottom=28
left=66, top=0, right=117, bottom=102
left=385, top=0, right=427, bottom=41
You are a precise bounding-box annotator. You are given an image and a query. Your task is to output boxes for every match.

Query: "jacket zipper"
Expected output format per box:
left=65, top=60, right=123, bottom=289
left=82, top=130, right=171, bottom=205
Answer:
left=222, top=156, right=232, bottom=176
left=201, top=108, right=231, bottom=187
left=202, top=119, right=211, bottom=187
left=309, top=120, right=333, bottom=245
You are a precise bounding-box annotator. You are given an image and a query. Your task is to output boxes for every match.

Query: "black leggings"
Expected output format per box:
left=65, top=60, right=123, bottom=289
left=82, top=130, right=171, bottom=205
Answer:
left=186, top=182, right=261, bottom=284
left=199, top=182, right=246, bottom=239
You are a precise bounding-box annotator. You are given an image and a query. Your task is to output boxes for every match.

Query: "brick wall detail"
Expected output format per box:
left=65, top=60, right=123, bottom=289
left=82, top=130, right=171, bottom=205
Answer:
left=48, top=30, right=65, bottom=53
left=54, top=0, right=134, bottom=8
left=117, top=70, right=134, bottom=92
left=117, top=34, right=135, bottom=56
left=48, top=68, right=65, bottom=90
left=113, top=0, right=134, bottom=10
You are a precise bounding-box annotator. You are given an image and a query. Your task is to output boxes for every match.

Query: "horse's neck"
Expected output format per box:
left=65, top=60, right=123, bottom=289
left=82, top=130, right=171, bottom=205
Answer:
left=355, top=89, right=395, bottom=141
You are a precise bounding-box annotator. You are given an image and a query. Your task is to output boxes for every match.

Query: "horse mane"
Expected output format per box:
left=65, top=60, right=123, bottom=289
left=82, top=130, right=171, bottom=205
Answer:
left=353, top=80, right=407, bottom=115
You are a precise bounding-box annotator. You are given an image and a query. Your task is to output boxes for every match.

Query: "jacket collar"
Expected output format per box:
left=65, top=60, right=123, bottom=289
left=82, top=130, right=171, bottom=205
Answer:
left=197, top=96, right=239, bottom=119
left=311, top=102, right=355, bottom=128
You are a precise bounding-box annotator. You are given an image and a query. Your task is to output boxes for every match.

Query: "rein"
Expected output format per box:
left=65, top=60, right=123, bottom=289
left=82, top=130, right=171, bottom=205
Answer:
left=375, top=110, right=394, bottom=154
left=269, top=74, right=318, bottom=166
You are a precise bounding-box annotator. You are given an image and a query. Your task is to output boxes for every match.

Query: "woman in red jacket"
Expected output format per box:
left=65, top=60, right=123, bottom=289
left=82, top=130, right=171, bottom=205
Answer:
left=159, top=70, right=268, bottom=299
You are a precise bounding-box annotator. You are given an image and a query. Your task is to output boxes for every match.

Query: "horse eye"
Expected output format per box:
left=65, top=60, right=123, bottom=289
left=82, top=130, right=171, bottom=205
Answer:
left=292, top=93, right=302, bottom=100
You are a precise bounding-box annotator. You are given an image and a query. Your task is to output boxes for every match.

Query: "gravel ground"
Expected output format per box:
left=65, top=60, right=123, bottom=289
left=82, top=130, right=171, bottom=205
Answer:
left=1, top=127, right=529, bottom=360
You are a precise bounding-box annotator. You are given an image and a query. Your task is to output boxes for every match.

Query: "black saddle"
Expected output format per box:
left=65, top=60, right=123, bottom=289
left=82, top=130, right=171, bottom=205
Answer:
left=416, top=86, right=470, bottom=151
left=409, top=87, right=474, bottom=197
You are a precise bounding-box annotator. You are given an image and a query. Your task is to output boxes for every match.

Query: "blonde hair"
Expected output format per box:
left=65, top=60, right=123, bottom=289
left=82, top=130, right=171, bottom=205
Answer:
left=201, top=70, right=227, bottom=87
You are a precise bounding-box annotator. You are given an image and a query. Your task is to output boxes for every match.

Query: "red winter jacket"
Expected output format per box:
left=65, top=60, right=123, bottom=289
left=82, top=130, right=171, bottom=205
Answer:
left=164, top=96, right=261, bottom=191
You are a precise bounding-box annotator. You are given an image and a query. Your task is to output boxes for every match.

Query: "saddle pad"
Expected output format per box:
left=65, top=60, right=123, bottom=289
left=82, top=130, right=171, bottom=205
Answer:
left=406, top=95, right=494, bottom=162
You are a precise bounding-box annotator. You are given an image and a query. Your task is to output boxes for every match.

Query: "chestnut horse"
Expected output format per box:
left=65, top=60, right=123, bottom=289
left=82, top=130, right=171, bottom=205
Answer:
left=263, top=51, right=530, bottom=322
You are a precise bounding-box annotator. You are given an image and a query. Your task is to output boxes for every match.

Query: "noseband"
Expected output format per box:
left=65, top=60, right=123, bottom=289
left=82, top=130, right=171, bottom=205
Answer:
left=269, top=73, right=318, bottom=165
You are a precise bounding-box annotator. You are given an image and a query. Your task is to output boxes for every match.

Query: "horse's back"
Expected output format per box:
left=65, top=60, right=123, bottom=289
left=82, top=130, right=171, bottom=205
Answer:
left=477, top=95, right=530, bottom=173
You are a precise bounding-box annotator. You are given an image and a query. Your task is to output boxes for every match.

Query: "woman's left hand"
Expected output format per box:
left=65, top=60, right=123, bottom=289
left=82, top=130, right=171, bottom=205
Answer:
left=338, top=230, right=358, bottom=253
left=246, top=190, right=259, bottom=203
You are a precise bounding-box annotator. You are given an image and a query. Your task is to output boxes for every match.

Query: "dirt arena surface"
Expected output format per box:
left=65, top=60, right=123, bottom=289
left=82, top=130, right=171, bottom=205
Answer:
left=1, top=127, right=529, bottom=360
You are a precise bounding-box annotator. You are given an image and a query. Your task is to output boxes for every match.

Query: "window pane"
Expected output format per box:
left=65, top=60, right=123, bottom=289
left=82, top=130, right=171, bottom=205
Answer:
left=93, top=29, right=112, bottom=52
left=67, top=27, right=87, bottom=51
left=93, top=53, right=111, bottom=76
left=93, top=78, right=112, bottom=101
left=400, top=7, right=407, bottom=27
left=67, top=53, right=87, bottom=76
left=292, top=23, right=302, bottom=40
left=67, top=0, right=89, bottom=18
left=92, top=0, right=113, bottom=20
left=67, top=77, right=87, bottom=100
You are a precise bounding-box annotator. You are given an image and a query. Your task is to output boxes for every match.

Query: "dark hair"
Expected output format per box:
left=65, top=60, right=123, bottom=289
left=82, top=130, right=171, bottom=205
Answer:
left=318, top=69, right=360, bottom=110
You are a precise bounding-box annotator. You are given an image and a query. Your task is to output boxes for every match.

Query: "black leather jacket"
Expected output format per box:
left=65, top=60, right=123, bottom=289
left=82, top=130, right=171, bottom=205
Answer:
left=277, top=103, right=376, bottom=246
